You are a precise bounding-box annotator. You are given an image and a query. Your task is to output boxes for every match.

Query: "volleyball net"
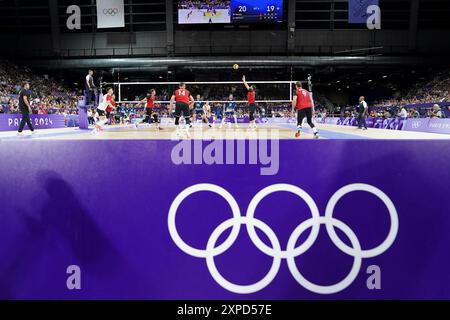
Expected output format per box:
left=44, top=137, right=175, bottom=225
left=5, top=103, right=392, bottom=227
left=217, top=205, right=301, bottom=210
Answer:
left=112, top=81, right=298, bottom=105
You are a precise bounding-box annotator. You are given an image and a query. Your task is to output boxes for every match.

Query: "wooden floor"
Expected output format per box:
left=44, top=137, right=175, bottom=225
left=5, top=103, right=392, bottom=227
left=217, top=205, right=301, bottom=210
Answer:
left=2, top=122, right=450, bottom=140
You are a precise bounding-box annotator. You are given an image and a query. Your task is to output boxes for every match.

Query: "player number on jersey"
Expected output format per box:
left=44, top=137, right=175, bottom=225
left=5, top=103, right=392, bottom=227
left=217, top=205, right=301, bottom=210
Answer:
left=238, top=6, right=247, bottom=13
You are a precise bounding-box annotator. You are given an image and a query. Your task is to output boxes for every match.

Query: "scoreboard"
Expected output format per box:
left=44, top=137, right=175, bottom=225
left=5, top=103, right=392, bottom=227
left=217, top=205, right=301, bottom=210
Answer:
left=178, top=0, right=283, bottom=24
left=231, top=0, right=283, bottom=23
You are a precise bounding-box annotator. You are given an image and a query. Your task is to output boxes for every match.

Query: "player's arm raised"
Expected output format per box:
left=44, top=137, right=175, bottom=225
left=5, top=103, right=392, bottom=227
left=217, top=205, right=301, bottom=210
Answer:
left=189, top=95, right=195, bottom=109
left=242, top=75, right=250, bottom=91
left=169, top=94, right=175, bottom=113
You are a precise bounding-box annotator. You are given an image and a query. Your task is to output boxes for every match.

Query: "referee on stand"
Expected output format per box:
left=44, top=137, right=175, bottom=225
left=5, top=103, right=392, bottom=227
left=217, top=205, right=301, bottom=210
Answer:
left=17, top=82, right=35, bottom=136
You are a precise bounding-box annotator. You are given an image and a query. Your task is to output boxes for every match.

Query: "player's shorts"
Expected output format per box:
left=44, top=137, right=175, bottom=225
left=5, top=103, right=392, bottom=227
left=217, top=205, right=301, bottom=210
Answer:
left=175, top=102, right=190, bottom=118
left=215, top=113, right=223, bottom=119
left=97, top=108, right=106, bottom=116
left=195, top=109, right=205, bottom=115
left=225, top=110, right=235, bottom=116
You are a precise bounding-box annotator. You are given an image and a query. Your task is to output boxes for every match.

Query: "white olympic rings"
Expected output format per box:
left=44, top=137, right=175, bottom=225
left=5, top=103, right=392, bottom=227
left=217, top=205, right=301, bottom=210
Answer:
left=168, top=183, right=399, bottom=294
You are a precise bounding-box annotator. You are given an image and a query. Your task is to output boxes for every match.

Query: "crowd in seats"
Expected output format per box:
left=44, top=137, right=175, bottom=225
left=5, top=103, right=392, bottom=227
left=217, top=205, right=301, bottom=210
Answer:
left=373, top=70, right=450, bottom=108
left=0, top=60, right=79, bottom=116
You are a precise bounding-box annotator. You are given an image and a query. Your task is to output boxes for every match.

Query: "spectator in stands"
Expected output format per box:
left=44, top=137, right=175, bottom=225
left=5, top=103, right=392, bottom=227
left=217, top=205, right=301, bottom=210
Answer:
left=409, top=108, right=420, bottom=118
left=399, top=106, right=408, bottom=119
left=0, top=105, right=4, bottom=114
left=430, top=104, right=444, bottom=118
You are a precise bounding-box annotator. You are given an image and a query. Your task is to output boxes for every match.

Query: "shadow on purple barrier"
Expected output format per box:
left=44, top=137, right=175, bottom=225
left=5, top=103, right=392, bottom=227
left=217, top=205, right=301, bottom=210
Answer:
left=37, top=171, right=119, bottom=269
left=0, top=171, right=120, bottom=299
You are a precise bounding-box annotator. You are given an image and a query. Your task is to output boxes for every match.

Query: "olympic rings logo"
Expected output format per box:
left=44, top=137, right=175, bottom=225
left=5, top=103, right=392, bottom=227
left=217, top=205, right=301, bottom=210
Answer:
left=168, top=183, right=399, bottom=295
left=103, top=8, right=119, bottom=16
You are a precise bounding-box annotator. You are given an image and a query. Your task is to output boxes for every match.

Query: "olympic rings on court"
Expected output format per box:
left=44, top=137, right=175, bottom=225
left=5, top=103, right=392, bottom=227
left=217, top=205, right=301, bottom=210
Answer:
left=168, top=183, right=399, bottom=294
left=103, top=8, right=119, bottom=16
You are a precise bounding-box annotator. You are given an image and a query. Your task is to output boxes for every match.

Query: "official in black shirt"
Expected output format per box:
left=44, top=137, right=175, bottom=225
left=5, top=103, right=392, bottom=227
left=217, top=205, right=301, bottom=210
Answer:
left=357, top=96, right=368, bottom=130
left=85, top=70, right=95, bottom=105
left=18, top=82, right=35, bottom=135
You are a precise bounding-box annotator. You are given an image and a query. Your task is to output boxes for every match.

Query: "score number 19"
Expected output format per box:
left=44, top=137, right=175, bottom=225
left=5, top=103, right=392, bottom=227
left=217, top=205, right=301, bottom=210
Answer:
left=237, top=5, right=276, bottom=13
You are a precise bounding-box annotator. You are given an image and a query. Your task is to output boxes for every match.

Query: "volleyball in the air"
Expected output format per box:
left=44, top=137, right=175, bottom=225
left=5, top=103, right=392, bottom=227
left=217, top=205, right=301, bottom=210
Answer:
left=233, top=64, right=239, bottom=70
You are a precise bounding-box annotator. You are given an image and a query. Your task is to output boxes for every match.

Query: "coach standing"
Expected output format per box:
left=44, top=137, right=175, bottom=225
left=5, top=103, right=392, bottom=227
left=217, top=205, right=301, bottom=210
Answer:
left=17, top=82, right=35, bottom=135
left=357, top=96, right=368, bottom=130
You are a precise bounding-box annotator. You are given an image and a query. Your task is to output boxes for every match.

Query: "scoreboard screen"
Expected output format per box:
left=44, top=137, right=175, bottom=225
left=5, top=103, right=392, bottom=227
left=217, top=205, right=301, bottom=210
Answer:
left=231, top=0, right=283, bottom=23
left=178, top=0, right=283, bottom=24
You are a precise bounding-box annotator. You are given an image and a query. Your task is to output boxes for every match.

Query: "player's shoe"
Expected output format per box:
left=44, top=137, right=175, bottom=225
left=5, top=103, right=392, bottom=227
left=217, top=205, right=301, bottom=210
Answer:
left=295, top=131, right=301, bottom=138
left=17, top=132, right=24, bottom=137
left=314, top=132, right=320, bottom=139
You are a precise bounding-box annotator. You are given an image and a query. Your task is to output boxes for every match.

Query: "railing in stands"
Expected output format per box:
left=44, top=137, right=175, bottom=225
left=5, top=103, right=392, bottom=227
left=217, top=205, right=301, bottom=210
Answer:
left=0, top=45, right=412, bottom=58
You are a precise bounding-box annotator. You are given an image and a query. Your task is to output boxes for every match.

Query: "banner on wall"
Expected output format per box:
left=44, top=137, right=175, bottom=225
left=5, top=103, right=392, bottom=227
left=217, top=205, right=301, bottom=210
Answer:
left=0, top=114, right=66, bottom=131
left=348, top=0, right=379, bottom=23
left=96, top=0, right=125, bottom=29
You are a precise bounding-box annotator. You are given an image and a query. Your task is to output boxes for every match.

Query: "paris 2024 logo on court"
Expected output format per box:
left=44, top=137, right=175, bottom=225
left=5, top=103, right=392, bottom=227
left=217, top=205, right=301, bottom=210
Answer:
left=168, top=183, right=399, bottom=295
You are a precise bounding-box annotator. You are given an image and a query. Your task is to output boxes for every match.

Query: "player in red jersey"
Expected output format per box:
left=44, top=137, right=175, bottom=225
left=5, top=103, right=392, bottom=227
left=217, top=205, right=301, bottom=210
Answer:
left=292, top=81, right=319, bottom=139
left=105, top=93, right=116, bottom=125
left=136, top=89, right=161, bottom=130
left=243, top=75, right=258, bottom=130
left=170, top=82, right=195, bottom=137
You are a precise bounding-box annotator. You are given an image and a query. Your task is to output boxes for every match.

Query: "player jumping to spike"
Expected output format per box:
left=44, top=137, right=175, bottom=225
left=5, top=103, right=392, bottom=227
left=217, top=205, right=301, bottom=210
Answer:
left=243, top=75, right=258, bottom=130
left=292, top=81, right=319, bottom=139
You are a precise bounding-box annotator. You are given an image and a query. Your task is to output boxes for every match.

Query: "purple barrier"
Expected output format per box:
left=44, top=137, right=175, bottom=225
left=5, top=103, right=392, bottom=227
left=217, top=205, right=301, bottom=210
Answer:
left=1, top=140, right=450, bottom=299
left=0, top=114, right=66, bottom=131
left=403, top=118, right=450, bottom=135
left=318, top=116, right=450, bottom=134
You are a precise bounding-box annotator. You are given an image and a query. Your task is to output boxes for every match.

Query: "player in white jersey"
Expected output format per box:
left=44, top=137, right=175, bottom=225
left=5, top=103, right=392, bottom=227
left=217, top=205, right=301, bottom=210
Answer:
left=94, top=87, right=114, bottom=133
left=204, top=101, right=212, bottom=118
